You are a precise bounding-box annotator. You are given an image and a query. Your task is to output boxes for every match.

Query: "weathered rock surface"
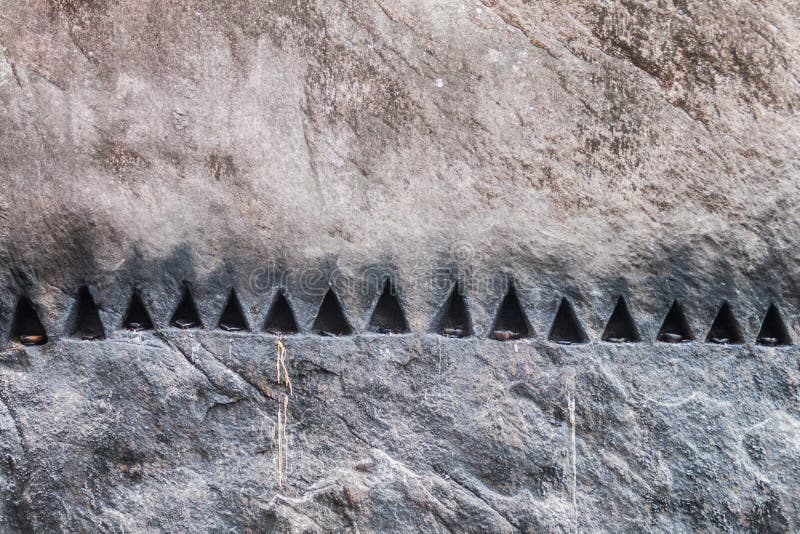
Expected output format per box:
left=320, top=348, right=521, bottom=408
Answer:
left=0, top=0, right=799, bottom=532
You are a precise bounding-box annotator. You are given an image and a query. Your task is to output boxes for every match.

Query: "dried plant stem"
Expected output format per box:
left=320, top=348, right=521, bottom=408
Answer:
left=275, top=337, right=292, bottom=394
left=275, top=337, right=291, bottom=489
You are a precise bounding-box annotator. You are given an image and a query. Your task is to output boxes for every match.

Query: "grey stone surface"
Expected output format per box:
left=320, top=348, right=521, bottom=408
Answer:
left=0, top=0, right=799, bottom=531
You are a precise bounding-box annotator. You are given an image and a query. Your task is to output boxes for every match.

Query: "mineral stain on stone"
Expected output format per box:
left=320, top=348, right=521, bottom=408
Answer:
left=601, top=296, right=640, bottom=343
left=218, top=289, right=249, bottom=332
left=207, top=154, right=235, bottom=181
left=311, top=289, right=352, bottom=336
left=756, top=304, right=791, bottom=347
left=11, top=296, right=48, bottom=345
left=431, top=281, right=472, bottom=338
left=548, top=297, right=588, bottom=344
left=123, top=290, right=154, bottom=331
left=705, top=301, right=743, bottom=345
left=170, top=284, right=203, bottom=329
left=367, top=279, right=409, bottom=334
left=71, top=286, right=105, bottom=340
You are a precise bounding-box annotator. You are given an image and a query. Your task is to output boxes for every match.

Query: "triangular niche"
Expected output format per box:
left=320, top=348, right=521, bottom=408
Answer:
left=367, top=279, right=410, bottom=334
left=601, top=296, right=640, bottom=343
left=71, top=286, right=106, bottom=340
left=431, top=282, right=472, bottom=338
left=170, top=285, right=203, bottom=329
left=548, top=297, right=588, bottom=344
left=490, top=284, right=532, bottom=341
left=11, top=296, right=48, bottom=345
left=123, top=290, right=154, bottom=331
left=218, top=289, right=249, bottom=332
left=263, top=290, right=298, bottom=335
left=311, top=289, right=352, bottom=336
left=657, top=300, right=693, bottom=343
left=705, top=301, right=743, bottom=344
left=756, top=304, right=791, bottom=346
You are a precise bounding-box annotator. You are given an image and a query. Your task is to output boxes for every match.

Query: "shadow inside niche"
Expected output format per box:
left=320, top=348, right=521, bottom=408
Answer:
left=218, top=289, right=249, bottom=332
left=548, top=297, right=588, bottom=344
left=601, top=296, right=640, bottom=343
left=170, top=284, right=203, bottom=329
left=657, top=300, right=693, bottom=343
left=705, top=301, right=743, bottom=345
left=123, top=290, right=154, bottom=331
left=263, top=291, right=298, bottom=335
left=430, top=282, right=472, bottom=338
left=71, top=286, right=105, bottom=340
left=490, top=284, right=531, bottom=341
left=311, top=289, right=352, bottom=336
left=757, top=304, right=791, bottom=346
left=367, top=279, right=409, bottom=334
left=11, top=297, right=48, bottom=345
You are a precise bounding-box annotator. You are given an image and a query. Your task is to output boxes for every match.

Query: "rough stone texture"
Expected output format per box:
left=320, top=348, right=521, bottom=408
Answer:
left=0, top=0, right=799, bottom=532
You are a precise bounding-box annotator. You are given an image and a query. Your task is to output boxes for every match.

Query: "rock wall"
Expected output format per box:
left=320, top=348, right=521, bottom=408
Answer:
left=0, top=0, right=799, bottom=531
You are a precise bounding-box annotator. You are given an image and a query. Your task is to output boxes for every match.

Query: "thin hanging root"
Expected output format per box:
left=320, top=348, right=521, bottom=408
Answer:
left=275, top=337, right=291, bottom=489
left=277, top=394, right=289, bottom=488
left=277, top=398, right=283, bottom=489
left=275, top=338, right=281, bottom=384
left=282, top=395, right=288, bottom=464
left=275, top=337, right=292, bottom=394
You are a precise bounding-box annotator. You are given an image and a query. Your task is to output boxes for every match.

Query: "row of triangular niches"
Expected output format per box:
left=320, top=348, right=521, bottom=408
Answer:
left=8, top=283, right=794, bottom=347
